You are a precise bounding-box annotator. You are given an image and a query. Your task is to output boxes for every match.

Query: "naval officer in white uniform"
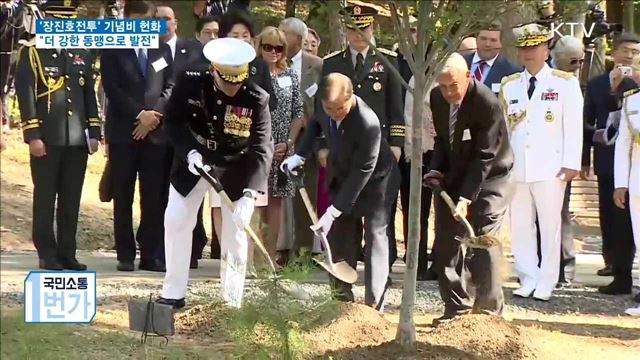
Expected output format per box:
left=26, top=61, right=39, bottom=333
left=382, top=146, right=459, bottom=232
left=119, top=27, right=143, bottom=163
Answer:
left=499, top=24, right=583, bottom=301
left=614, top=87, right=640, bottom=316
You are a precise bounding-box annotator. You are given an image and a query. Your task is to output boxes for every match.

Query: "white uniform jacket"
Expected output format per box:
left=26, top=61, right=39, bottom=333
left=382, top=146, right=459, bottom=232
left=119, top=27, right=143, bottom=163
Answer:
left=615, top=89, right=640, bottom=197
left=499, top=64, right=583, bottom=183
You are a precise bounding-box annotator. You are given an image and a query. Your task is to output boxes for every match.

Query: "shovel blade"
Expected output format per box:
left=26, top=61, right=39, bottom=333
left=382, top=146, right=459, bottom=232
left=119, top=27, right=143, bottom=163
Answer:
left=314, top=258, right=358, bottom=284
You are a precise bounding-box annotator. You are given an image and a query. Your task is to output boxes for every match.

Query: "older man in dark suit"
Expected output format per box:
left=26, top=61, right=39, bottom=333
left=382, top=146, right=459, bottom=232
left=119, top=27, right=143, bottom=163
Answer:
left=282, top=73, right=400, bottom=311
left=583, top=33, right=639, bottom=294
left=424, top=53, right=514, bottom=324
left=101, top=0, right=174, bottom=272
left=463, top=22, right=520, bottom=95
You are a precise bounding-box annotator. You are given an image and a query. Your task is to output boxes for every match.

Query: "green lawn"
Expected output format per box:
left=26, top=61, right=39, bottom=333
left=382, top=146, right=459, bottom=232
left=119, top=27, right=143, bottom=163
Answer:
left=0, top=308, right=218, bottom=360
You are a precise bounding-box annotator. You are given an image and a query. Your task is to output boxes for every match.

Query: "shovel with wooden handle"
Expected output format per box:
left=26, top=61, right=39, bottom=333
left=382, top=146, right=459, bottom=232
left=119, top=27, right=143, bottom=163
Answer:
left=433, top=186, right=501, bottom=249
left=285, top=165, right=358, bottom=284
left=195, top=166, right=310, bottom=302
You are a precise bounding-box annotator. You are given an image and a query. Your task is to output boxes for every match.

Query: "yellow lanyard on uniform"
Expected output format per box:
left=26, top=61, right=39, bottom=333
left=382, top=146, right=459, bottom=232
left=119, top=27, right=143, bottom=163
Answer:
left=29, top=48, right=64, bottom=113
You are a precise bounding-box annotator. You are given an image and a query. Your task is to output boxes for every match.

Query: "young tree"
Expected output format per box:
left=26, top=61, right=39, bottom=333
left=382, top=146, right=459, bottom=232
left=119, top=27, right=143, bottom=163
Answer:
left=346, top=0, right=537, bottom=351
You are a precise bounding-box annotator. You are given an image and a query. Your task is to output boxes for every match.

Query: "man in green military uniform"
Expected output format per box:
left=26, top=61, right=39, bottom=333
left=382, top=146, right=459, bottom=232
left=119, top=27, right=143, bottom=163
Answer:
left=15, top=0, right=100, bottom=271
left=320, top=5, right=404, bottom=264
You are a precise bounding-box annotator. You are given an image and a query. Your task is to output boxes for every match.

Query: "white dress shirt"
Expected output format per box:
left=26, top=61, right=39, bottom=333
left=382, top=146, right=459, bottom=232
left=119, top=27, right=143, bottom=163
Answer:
left=349, top=46, right=369, bottom=68
left=291, top=50, right=302, bottom=79
left=166, top=34, right=177, bottom=60
left=470, top=52, right=498, bottom=82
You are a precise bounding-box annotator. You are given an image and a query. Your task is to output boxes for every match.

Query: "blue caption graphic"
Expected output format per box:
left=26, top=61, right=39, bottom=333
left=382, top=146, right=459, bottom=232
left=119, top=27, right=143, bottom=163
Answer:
left=35, top=19, right=166, bottom=49
left=24, top=271, right=96, bottom=323
left=36, top=19, right=166, bottom=34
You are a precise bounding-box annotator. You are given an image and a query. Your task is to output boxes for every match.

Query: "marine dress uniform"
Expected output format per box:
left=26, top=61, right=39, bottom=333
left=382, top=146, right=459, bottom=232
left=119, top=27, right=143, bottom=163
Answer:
left=500, top=24, right=583, bottom=301
left=158, top=38, right=273, bottom=309
left=14, top=0, right=100, bottom=271
left=615, top=88, right=640, bottom=313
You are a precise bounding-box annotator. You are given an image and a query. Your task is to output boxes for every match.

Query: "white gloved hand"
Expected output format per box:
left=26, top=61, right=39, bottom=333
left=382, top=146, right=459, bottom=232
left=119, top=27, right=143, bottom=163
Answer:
left=187, top=149, right=211, bottom=176
left=280, top=154, right=305, bottom=176
left=310, top=205, right=342, bottom=235
left=233, top=191, right=256, bottom=229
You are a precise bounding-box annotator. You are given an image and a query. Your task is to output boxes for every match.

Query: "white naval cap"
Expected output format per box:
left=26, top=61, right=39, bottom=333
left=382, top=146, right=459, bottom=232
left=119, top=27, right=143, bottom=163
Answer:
left=203, top=38, right=256, bottom=84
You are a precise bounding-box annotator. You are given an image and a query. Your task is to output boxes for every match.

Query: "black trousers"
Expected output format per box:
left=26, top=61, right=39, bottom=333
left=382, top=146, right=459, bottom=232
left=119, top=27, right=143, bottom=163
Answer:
left=109, top=141, right=171, bottom=263
left=433, top=175, right=513, bottom=317
left=329, top=166, right=400, bottom=310
left=399, top=151, right=433, bottom=273
left=30, top=146, right=88, bottom=262
left=597, top=175, right=635, bottom=275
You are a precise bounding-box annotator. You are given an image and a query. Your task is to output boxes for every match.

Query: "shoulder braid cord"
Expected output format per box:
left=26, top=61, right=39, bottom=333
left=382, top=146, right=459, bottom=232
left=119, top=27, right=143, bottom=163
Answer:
left=17, top=46, right=64, bottom=113
left=623, top=96, right=640, bottom=145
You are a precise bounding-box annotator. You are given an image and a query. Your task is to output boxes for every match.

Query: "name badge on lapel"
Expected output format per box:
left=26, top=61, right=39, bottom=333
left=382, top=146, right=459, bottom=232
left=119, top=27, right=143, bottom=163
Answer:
left=305, top=83, right=318, bottom=97
left=152, top=57, right=168, bottom=72
left=462, top=129, right=472, bottom=141
left=277, top=76, right=292, bottom=88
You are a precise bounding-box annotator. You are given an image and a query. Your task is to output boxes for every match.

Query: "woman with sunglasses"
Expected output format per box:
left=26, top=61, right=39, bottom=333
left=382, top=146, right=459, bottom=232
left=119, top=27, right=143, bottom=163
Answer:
left=256, top=26, right=304, bottom=267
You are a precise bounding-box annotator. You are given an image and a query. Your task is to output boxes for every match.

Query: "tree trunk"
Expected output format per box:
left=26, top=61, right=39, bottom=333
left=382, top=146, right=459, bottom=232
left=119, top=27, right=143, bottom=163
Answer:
left=328, top=0, right=347, bottom=51
left=395, top=70, right=425, bottom=352
left=285, top=0, right=297, bottom=18
left=623, top=0, right=635, bottom=34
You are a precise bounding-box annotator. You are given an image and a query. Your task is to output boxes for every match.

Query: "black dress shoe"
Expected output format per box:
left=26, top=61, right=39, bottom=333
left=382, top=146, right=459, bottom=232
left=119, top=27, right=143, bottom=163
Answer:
left=417, top=269, right=438, bottom=281
left=39, top=259, right=63, bottom=271
left=61, top=259, right=87, bottom=271
left=431, top=313, right=459, bottom=327
left=155, top=297, right=186, bottom=309
left=190, top=259, right=198, bottom=269
left=139, top=259, right=166, bottom=272
left=598, top=278, right=632, bottom=295
left=596, top=265, right=613, bottom=276
left=117, top=261, right=135, bottom=272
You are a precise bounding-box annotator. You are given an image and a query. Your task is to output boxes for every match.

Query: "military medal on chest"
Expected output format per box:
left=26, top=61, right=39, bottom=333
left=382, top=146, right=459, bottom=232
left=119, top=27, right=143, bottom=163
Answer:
left=544, top=109, right=554, bottom=122
left=373, top=82, right=382, bottom=91
left=541, top=88, right=558, bottom=101
left=224, top=105, right=253, bottom=138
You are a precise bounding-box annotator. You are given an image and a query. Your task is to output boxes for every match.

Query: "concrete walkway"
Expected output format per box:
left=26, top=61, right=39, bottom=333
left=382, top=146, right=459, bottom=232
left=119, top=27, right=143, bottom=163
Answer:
left=1, top=250, right=636, bottom=289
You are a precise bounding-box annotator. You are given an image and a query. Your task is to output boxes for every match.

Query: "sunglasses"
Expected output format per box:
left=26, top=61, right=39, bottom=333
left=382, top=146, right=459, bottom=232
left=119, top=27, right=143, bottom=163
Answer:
left=262, top=44, right=284, bottom=53
left=570, top=58, right=585, bottom=65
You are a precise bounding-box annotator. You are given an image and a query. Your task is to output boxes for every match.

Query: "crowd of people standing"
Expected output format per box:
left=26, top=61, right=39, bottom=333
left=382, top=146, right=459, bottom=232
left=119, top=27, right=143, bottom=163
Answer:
left=9, top=0, right=640, bottom=319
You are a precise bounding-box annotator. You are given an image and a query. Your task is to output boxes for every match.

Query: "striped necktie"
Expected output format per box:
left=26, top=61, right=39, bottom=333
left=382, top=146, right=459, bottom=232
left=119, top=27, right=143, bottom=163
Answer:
left=449, top=104, right=460, bottom=147
left=473, top=60, right=486, bottom=82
